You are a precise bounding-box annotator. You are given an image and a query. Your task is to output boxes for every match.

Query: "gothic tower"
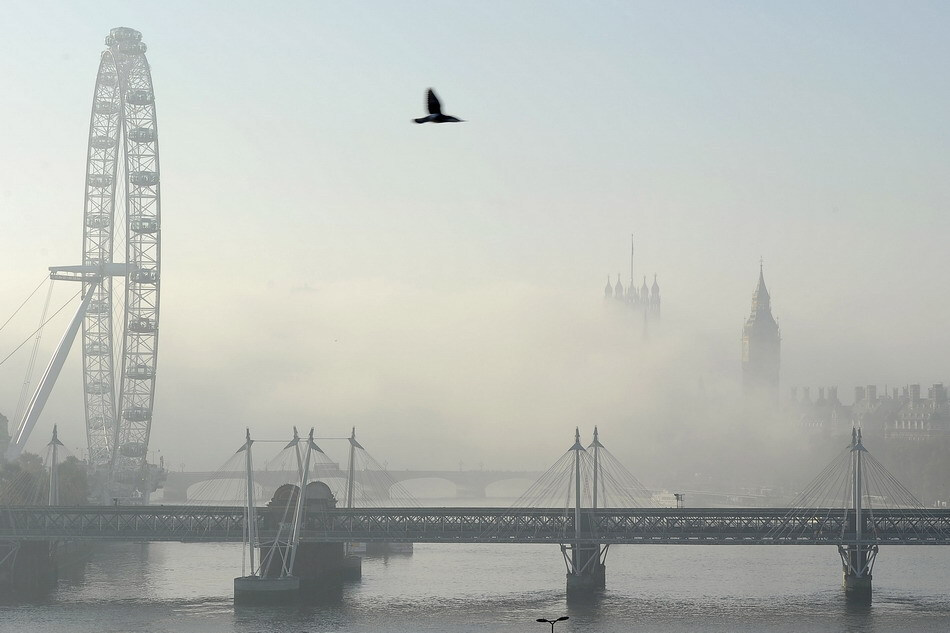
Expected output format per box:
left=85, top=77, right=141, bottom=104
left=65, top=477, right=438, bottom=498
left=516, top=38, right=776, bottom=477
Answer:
left=601, top=234, right=661, bottom=322
left=741, top=262, right=780, bottom=404
left=650, top=274, right=661, bottom=318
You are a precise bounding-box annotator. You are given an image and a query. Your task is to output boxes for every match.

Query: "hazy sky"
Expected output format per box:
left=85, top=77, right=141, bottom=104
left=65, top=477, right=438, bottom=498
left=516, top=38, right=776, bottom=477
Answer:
left=1, top=2, right=948, bottom=473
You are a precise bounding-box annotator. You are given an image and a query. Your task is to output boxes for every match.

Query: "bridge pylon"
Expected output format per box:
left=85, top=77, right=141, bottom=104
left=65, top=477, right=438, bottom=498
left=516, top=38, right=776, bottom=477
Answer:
left=837, top=428, right=877, bottom=602
left=560, top=427, right=608, bottom=598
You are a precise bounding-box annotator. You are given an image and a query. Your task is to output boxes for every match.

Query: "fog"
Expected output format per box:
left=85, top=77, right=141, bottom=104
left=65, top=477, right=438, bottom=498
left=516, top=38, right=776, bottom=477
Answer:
left=1, top=2, right=948, bottom=495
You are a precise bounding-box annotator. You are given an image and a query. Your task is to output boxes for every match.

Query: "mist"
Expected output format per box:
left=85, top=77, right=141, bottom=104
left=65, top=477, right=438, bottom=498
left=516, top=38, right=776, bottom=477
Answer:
left=0, top=267, right=847, bottom=495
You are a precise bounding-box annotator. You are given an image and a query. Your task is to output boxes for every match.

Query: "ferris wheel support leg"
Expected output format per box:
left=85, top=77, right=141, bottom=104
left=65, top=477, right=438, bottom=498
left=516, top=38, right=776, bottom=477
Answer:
left=6, top=281, right=100, bottom=461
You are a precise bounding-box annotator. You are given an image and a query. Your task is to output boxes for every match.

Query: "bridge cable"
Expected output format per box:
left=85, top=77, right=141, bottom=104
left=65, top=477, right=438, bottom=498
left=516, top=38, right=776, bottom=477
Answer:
left=14, top=280, right=55, bottom=424
left=0, top=275, right=48, bottom=335
left=0, top=289, right=82, bottom=370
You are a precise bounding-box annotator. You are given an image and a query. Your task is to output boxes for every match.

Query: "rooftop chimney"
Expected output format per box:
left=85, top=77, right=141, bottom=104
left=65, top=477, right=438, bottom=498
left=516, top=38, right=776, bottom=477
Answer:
left=855, top=386, right=866, bottom=403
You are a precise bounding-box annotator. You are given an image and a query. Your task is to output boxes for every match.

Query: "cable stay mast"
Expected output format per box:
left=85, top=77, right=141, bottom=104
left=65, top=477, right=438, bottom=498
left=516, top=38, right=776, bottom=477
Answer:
left=838, top=427, right=878, bottom=600
left=286, top=428, right=316, bottom=577
left=239, top=428, right=258, bottom=578
left=47, top=425, right=63, bottom=507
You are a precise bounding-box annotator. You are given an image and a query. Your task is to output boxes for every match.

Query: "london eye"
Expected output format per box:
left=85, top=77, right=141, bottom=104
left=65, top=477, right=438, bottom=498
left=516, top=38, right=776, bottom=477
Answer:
left=81, top=27, right=161, bottom=492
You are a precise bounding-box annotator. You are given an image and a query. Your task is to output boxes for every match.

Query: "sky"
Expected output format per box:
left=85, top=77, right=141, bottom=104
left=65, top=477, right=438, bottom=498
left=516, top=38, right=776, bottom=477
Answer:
left=0, top=2, right=948, bottom=476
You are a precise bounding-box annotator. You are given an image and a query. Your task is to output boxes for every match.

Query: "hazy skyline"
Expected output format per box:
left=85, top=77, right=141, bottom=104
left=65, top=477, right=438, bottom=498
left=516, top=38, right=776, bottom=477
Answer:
left=1, top=2, right=948, bottom=471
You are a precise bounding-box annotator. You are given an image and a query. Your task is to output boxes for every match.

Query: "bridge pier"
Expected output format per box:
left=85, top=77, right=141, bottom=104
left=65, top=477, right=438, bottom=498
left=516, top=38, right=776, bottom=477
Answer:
left=260, top=541, right=361, bottom=592
left=838, top=543, right=876, bottom=603
left=456, top=483, right=487, bottom=499
left=294, top=543, right=361, bottom=589
left=237, top=540, right=361, bottom=605
left=843, top=572, right=872, bottom=601
left=562, top=543, right=607, bottom=599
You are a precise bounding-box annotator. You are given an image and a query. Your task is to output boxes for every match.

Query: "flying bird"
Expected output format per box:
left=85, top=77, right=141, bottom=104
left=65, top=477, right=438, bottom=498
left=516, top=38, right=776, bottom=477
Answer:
left=413, top=88, right=465, bottom=124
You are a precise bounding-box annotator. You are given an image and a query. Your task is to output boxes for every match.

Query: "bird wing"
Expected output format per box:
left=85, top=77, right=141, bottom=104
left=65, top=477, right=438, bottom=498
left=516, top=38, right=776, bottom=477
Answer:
left=427, top=88, right=442, bottom=115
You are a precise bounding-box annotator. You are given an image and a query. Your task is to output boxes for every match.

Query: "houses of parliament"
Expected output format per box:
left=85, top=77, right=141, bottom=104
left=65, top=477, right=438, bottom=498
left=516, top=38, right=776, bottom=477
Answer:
left=601, top=241, right=783, bottom=407
left=602, top=235, right=661, bottom=321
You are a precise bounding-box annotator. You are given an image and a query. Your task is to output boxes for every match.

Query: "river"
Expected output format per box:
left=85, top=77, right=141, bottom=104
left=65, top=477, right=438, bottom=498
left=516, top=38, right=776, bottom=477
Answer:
left=4, top=537, right=950, bottom=632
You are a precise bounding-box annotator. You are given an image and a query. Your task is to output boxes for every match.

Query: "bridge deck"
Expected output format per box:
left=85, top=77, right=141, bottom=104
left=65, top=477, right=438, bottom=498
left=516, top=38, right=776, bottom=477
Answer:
left=2, top=506, right=950, bottom=545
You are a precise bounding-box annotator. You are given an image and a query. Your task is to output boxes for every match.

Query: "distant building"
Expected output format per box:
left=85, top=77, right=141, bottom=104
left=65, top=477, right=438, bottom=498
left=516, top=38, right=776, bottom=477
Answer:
left=885, top=383, right=949, bottom=441
left=603, top=234, right=661, bottom=322
left=741, top=263, right=781, bottom=404
left=790, top=383, right=950, bottom=441
left=849, top=385, right=904, bottom=438
left=789, top=386, right=852, bottom=435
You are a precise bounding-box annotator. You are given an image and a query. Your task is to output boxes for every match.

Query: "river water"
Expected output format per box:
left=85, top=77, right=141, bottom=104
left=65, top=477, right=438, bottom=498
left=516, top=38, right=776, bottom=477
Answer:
left=4, top=538, right=950, bottom=633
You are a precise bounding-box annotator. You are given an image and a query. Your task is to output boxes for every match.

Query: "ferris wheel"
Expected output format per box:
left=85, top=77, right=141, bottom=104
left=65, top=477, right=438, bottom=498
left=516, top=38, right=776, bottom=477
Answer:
left=80, top=27, right=161, bottom=483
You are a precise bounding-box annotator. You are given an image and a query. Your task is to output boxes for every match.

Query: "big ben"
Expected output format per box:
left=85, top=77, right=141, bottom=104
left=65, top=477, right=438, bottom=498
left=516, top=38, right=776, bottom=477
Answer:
left=742, top=262, right=781, bottom=405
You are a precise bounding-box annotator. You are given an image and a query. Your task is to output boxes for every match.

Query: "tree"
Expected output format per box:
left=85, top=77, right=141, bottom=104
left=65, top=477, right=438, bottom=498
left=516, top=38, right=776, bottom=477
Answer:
left=57, top=456, right=90, bottom=504
left=0, top=452, right=90, bottom=505
left=0, top=452, right=46, bottom=504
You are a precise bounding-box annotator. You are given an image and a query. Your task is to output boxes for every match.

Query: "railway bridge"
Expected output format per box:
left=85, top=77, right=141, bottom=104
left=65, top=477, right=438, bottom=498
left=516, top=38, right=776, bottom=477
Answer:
left=2, top=505, right=950, bottom=546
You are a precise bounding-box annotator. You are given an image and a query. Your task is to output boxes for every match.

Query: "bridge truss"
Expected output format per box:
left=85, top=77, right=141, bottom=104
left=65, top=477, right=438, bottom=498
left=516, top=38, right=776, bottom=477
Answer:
left=4, top=506, right=950, bottom=545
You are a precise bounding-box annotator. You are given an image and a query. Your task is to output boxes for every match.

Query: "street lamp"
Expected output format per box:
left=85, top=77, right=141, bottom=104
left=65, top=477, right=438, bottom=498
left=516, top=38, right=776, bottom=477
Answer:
left=536, top=616, right=569, bottom=633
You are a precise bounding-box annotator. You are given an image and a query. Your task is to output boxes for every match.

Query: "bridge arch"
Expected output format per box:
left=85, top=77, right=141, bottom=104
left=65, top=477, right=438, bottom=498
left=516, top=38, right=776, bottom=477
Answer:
left=395, top=477, right=458, bottom=500
left=484, top=478, right=534, bottom=499
left=184, top=479, right=267, bottom=505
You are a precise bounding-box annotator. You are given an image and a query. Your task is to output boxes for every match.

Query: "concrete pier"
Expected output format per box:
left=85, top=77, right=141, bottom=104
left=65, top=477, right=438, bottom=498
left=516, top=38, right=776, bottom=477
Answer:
left=566, top=563, right=605, bottom=595
left=270, top=542, right=362, bottom=590
left=565, top=543, right=606, bottom=599
left=234, top=541, right=361, bottom=604
left=233, top=575, right=299, bottom=604
left=839, top=541, right=875, bottom=603
left=844, top=572, right=872, bottom=601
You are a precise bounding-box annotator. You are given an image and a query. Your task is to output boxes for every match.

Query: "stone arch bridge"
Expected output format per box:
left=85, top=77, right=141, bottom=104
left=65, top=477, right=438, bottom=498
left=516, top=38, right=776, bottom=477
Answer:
left=161, top=468, right=541, bottom=502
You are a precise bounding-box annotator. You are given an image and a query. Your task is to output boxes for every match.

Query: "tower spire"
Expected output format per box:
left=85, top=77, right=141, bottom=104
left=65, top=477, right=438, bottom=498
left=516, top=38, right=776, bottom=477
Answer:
left=629, top=233, right=635, bottom=289
left=752, top=260, right=771, bottom=313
